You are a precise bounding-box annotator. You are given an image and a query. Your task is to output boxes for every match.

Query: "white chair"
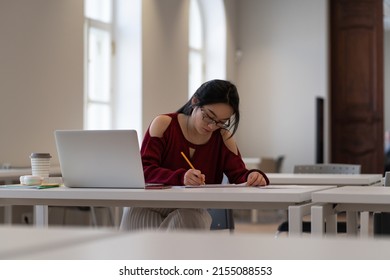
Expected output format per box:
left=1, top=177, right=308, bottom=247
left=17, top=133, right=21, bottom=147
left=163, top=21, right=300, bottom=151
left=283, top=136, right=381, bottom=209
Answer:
left=294, top=163, right=360, bottom=174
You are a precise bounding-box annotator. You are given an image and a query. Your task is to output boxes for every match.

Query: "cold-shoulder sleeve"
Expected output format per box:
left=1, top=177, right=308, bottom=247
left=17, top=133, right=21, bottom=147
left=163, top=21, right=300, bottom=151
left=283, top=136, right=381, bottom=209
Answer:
left=141, top=130, right=187, bottom=185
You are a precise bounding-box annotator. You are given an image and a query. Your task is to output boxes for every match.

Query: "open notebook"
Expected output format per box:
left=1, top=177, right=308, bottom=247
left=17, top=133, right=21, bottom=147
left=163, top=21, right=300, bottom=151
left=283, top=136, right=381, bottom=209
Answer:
left=182, top=183, right=248, bottom=188
left=144, top=183, right=248, bottom=189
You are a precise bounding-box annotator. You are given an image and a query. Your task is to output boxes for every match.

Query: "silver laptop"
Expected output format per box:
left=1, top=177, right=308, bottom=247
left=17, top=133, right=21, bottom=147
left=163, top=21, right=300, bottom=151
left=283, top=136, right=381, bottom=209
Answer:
left=54, top=130, right=146, bottom=188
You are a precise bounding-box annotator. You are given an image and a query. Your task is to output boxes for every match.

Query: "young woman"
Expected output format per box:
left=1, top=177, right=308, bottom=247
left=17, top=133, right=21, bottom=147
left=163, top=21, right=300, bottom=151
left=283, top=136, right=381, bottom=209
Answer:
left=120, top=79, right=269, bottom=231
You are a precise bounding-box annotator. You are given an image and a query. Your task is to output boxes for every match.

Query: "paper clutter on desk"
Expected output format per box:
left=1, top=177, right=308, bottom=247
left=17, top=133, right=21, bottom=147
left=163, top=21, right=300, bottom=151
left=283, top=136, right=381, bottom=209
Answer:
left=42, top=177, right=63, bottom=185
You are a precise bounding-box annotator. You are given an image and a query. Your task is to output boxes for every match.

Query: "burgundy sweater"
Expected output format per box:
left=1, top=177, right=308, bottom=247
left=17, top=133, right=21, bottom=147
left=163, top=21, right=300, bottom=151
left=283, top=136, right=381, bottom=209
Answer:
left=141, top=113, right=269, bottom=186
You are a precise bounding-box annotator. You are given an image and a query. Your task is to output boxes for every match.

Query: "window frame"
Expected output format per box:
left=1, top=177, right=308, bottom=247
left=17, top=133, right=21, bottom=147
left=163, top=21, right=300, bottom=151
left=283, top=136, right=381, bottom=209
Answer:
left=84, top=1, right=116, bottom=130
left=188, top=0, right=206, bottom=98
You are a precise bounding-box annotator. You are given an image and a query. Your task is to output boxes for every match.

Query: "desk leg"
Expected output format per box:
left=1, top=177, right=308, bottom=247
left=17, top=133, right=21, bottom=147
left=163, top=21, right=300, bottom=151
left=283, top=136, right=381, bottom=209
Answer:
left=311, top=204, right=336, bottom=237
left=34, top=205, right=48, bottom=227
left=360, top=211, right=370, bottom=238
left=346, top=211, right=358, bottom=236
left=4, top=206, right=12, bottom=224
left=326, top=213, right=337, bottom=234
left=3, top=179, right=14, bottom=224
left=288, top=203, right=312, bottom=236
left=250, top=209, right=258, bottom=223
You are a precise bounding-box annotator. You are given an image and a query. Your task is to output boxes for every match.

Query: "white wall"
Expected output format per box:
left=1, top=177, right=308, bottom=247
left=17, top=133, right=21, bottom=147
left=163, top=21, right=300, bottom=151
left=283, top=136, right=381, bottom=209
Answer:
left=0, top=0, right=83, bottom=167
left=234, top=0, right=328, bottom=172
left=140, top=0, right=328, bottom=173
left=225, top=0, right=239, bottom=81
left=0, top=0, right=327, bottom=174
left=142, top=0, right=189, bottom=133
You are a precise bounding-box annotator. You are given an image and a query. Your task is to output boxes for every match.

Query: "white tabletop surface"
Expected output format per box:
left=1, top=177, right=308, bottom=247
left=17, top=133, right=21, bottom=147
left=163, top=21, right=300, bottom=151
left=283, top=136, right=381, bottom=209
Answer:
left=311, top=186, right=390, bottom=236
left=0, top=185, right=336, bottom=209
left=267, top=173, right=382, bottom=186
left=312, top=186, right=390, bottom=204
left=4, top=228, right=390, bottom=260
left=0, top=225, right=119, bottom=259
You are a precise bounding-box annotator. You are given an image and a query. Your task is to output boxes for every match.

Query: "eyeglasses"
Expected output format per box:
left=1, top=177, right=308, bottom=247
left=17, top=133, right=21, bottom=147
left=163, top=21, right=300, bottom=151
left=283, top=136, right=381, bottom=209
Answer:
left=200, top=108, right=231, bottom=129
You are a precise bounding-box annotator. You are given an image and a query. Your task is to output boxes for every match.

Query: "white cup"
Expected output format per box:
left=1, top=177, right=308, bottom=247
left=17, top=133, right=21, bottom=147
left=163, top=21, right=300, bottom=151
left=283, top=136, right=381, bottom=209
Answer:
left=30, top=153, right=52, bottom=179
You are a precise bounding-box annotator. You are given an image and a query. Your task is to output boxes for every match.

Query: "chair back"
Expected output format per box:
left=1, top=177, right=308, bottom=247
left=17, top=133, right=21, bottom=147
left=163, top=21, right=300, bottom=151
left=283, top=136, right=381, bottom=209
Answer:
left=208, top=175, right=235, bottom=230
left=275, top=155, right=285, bottom=173
left=293, top=163, right=361, bottom=174
left=208, top=209, right=235, bottom=230
left=258, top=155, right=285, bottom=173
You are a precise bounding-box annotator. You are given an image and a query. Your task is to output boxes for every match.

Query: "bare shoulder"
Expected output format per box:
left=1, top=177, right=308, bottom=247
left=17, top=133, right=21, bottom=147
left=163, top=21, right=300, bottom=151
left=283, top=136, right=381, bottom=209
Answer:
left=149, top=115, right=172, bottom=137
left=220, top=129, right=238, bottom=155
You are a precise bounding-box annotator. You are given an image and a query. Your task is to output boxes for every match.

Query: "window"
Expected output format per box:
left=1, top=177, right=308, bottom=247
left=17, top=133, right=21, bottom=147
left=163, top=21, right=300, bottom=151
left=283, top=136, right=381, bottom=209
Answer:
left=188, top=0, right=205, bottom=98
left=188, top=0, right=227, bottom=97
left=84, top=0, right=114, bottom=129
left=84, top=0, right=142, bottom=135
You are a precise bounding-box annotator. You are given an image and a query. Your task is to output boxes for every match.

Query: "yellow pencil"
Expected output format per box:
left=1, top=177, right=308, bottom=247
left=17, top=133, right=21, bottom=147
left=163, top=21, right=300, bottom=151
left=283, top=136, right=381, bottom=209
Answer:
left=181, top=151, right=205, bottom=185
left=181, top=151, right=195, bottom=169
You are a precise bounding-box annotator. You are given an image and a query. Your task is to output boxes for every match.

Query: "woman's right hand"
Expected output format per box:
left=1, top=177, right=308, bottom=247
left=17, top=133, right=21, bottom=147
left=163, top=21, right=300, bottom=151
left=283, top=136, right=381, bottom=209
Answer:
left=184, top=169, right=205, bottom=185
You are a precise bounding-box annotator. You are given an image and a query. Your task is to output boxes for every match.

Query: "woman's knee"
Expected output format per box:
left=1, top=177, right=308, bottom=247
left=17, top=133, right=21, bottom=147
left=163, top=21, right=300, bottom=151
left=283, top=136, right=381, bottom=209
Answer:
left=160, top=208, right=212, bottom=230
left=120, top=207, right=164, bottom=231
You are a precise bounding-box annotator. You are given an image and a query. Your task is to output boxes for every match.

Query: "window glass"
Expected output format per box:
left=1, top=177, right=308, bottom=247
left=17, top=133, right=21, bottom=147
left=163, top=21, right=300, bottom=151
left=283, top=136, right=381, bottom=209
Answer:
left=84, top=0, right=113, bottom=130
left=189, top=0, right=204, bottom=98
left=189, top=0, right=203, bottom=49
left=87, top=27, right=111, bottom=102
left=189, top=51, right=202, bottom=96
left=86, top=103, right=111, bottom=129
left=85, top=0, right=112, bottom=23
left=84, top=0, right=142, bottom=132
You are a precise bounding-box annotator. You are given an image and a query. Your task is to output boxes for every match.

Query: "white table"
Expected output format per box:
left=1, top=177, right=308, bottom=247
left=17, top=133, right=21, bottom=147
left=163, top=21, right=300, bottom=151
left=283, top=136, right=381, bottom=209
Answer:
left=0, top=225, right=119, bottom=259
left=249, top=173, right=382, bottom=223
left=0, top=166, right=61, bottom=223
left=4, top=226, right=390, bottom=260
left=311, top=186, right=390, bottom=237
left=267, top=173, right=382, bottom=186
left=0, top=185, right=336, bottom=235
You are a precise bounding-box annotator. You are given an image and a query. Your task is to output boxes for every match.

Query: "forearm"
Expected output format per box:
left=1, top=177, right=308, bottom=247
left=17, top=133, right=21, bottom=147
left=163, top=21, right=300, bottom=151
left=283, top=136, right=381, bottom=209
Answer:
left=143, top=163, right=186, bottom=185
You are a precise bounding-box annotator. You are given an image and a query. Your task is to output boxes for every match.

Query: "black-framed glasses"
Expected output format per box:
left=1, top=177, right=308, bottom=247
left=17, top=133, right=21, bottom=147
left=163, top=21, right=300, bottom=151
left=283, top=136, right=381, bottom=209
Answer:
left=200, top=108, right=231, bottom=129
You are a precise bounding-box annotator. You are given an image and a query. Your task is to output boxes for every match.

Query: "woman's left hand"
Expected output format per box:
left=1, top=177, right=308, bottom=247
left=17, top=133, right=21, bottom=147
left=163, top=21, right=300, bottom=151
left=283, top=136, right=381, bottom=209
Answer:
left=246, top=172, right=267, bottom=186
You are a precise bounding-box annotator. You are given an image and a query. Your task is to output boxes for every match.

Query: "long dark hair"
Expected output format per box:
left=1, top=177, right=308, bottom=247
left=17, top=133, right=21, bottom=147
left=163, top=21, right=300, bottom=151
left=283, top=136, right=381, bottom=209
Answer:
left=177, top=79, right=240, bottom=136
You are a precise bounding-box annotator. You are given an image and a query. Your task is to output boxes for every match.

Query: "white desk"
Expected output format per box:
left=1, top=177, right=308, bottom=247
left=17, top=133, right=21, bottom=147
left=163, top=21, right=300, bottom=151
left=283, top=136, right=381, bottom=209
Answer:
left=311, top=186, right=390, bottom=237
left=0, top=185, right=335, bottom=235
left=267, top=173, right=382, bottom=186
left=0, top=167, right=62, bottom=223
left=4, top=227, right=390, bottom=260
left=249, top=173, right=382, bottom=223
left=0, top=225, right=119, bottom=259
